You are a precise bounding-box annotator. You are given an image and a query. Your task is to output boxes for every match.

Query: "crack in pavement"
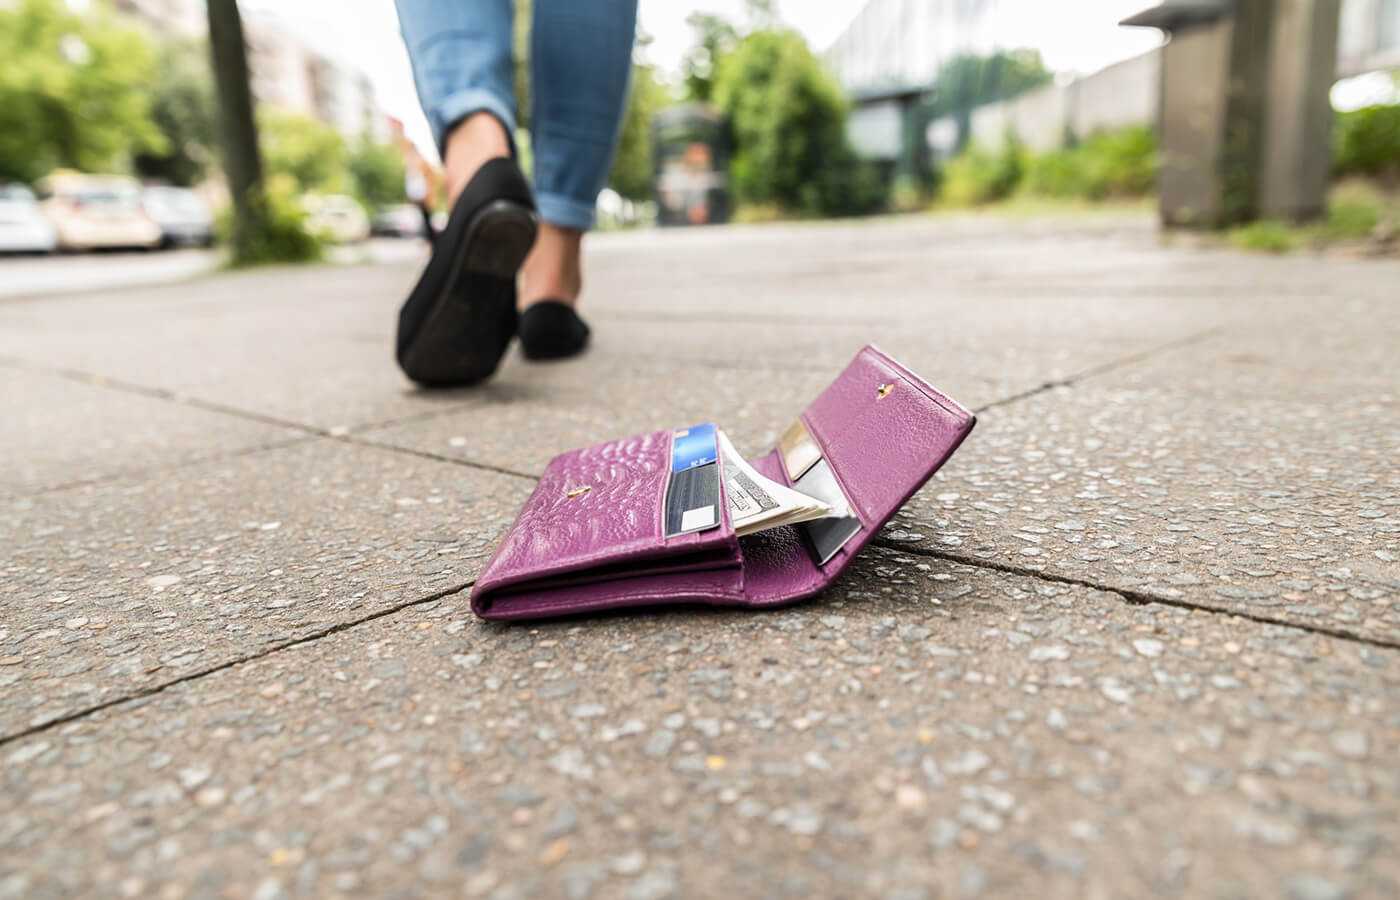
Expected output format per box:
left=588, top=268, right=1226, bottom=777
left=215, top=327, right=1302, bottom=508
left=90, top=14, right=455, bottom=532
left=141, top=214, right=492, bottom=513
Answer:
left=0, top=581, right=476, bottom=748
left=0, top=355, right=537, bottom=487
left=11, top=436, right=317, bottom=500
left=970, top=327, right=1222, bottom=414
left=871, top=539, right=1400, bottom=651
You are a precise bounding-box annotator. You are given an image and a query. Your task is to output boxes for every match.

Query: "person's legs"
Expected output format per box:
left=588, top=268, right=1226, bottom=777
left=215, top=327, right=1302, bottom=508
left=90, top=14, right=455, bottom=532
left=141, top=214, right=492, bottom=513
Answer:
left=521, top=0, right=638, bottom=312
left=393, top=0, right=536, bottom=386
left=395, top=0, right=515, bottom=172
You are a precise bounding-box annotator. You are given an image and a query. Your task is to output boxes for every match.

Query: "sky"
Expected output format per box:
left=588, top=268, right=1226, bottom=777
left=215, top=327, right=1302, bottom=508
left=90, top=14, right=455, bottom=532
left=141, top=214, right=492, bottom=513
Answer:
left=239, top=0, right=1165, bottom=160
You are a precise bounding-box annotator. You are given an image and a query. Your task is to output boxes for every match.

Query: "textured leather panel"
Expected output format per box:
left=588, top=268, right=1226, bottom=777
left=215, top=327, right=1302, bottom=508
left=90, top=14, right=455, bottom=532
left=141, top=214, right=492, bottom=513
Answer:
left=823, top=375, right=972, bottom=525
left=470, top=431, right=744, bottom=618
left=802, top=351, right=905, bottom=455
left=473, top=430, right=738, bottom=600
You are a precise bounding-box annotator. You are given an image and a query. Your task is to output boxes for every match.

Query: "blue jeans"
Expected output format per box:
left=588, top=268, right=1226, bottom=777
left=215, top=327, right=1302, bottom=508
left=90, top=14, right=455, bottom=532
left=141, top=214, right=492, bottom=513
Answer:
left=395, top=0, right=638, bottom=231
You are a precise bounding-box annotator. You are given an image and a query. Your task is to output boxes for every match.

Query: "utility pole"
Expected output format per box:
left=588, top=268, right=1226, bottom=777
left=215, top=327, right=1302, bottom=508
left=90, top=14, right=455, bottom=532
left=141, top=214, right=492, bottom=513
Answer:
left=206, top=0, right=265, bottom=263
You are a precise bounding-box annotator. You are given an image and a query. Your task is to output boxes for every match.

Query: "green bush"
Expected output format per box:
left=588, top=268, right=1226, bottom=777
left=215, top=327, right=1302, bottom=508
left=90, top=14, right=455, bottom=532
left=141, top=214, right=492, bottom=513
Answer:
left=714, top=29, right=886, bottom=217
left=939, top=141, right=1026, bottom=206
left=1229, top=221, right=1297, bottom=253
left=217, top=181, right=328, bottom=267
left=1024, top=148, right=1084, bottom=197
left=1334, top=104, right=1400, bottom=181
left=1024, top=126, right=1157, bottom=199
left=1324, top=200, right=1381, bottom=239
left=1075, top=126, right=1158, bottom=198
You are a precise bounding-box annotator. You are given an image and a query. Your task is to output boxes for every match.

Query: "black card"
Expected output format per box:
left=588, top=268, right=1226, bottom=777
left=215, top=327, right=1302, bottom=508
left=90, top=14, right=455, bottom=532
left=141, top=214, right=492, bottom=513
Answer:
left=665, top=463, right=721, bottom=537
left=801, top=514, right=863, bottom=566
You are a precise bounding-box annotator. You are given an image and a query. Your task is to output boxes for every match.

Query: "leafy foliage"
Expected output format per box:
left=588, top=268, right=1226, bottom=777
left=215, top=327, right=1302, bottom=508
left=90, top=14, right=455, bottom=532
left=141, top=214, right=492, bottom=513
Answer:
left=681, top=13, right=739, bottom=103
left=134, top=36, right=218, bottom=186
left=0, top=0, right=165, bottom=183
left=1024, top=127, right=1158, bottom=199
left=348, top=138, right=405, bottom=212
left=609, top=61, right=669, bottom=202
left=1228, top=221, right=1297, bottom=253
left=1333, top=103, right=1400, bottom=182
left=259, top=110, right=349, bottom=195
left=939, top=141, right=1026, bottom=206
left=925, top=50, right=1053, bottom=123
left=216, top=180, right=328, bottom=267
left=714, top=29, right=883, bottom=217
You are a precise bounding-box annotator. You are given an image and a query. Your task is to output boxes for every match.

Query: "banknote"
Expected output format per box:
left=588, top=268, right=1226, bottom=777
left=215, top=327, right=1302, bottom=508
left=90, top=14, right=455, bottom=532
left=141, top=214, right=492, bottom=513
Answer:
left=717, top=430, right=831, bottom=536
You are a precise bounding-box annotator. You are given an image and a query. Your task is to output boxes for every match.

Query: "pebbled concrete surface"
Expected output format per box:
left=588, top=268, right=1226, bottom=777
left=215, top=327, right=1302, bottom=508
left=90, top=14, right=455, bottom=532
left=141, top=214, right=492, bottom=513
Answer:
left=1, top=213, right=1398, bottom=898
left=0, top=441, right=531, bottom=737
left=2, top=553, right=1396, bottom=899
left=0, top=368, right=293, bottom=497
left=891, top=320, right=1400, bottom=646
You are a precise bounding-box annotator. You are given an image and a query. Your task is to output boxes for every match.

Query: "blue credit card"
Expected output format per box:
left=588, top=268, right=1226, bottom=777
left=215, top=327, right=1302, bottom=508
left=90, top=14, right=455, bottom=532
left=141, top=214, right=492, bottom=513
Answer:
left=671, top=424, right=718, bottom=472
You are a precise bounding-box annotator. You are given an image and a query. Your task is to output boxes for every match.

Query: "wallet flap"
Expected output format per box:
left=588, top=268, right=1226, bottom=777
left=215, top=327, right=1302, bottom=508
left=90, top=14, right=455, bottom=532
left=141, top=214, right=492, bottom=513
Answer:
left=741, top=346, right=974, bottom=606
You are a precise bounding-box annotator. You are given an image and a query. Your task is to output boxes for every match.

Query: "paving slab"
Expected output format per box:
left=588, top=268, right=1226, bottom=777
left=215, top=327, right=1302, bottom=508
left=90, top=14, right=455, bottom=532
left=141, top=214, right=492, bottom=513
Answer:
left=0, top=264, right=477, bottom=432
left=890, top=320, right=1400, bottom=645
left=0, top=439, right=532, bottom=738
left=0, top=367, right=295, bottom=497
left=1, top=549, right=1396, bottom=899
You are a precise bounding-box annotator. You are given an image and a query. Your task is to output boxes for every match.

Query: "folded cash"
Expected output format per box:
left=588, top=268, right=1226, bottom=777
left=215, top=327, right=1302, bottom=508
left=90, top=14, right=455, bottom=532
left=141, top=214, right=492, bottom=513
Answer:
left=717, top=429, right=832, bottom=536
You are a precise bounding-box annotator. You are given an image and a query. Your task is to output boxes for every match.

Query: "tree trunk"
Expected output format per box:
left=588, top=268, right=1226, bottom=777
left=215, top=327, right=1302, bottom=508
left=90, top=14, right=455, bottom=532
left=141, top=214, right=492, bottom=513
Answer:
left=206, top=0, right=263, bottom=262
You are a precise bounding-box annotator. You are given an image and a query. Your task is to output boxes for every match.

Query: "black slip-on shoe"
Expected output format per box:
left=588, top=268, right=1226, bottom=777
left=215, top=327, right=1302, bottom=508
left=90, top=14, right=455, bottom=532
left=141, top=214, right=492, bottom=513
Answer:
left=518, top=300, right=591, bottom=360
left=396, top=158, right=537, bottom=387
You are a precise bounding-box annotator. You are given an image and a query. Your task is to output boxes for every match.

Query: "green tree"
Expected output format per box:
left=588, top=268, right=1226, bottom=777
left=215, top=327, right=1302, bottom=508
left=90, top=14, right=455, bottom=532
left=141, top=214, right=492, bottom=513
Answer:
left=925, top=50, right=1053, bottom=150
left=926, top=49, right=1053, bottom=119
left=609, top=60, right=669, bottom=202
left=348, top=138, right=406, bottom=212
left=134, top=36, right=218, bottom=186
left=0, top=0, right=165, bottom=183
left=259, top=110, right=349, bottom=195
left=681, top=12, right=739, bottom=102
left=714, top=28, right=882, bottom=217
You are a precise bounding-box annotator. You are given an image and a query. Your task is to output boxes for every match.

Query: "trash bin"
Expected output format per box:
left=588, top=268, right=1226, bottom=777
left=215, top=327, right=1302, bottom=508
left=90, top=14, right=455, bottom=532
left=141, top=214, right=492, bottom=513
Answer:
left=653, top=105, right=731, bottom=227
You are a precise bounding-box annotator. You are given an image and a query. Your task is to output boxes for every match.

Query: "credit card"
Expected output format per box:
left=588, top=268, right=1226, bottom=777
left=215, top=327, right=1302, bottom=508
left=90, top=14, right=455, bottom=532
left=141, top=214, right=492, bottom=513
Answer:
left=779, top=419, right=822, bottom=483
left=665, top=425, right=721, bottom=537
left=672, top=424, right=718, bottom=472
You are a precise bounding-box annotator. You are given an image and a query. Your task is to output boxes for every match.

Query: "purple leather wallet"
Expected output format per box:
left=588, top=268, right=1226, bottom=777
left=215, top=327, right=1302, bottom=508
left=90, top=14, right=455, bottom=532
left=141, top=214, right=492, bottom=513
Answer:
left=471, top=346, right=976, bottom=620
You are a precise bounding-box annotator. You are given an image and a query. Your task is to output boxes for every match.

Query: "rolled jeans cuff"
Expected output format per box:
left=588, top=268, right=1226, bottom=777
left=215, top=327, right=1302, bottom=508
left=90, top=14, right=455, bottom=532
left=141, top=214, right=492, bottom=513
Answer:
left=536, top=192, right=596, bottom=231
left=431, top=89, right=517, bottom=157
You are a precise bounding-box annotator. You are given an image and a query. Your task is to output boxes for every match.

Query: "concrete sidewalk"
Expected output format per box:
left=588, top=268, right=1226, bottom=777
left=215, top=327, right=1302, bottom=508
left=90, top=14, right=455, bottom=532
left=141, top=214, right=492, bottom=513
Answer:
left=2, top=213, right=1397, bottom=899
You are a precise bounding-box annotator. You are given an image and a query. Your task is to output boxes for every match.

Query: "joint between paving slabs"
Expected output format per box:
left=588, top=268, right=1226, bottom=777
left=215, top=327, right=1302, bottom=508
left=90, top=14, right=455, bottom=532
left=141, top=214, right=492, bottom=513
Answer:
left=872, top=539, right=1400, bottom=652
left=971, top=327, right=1222, bottom=415
left=0, top=355, right=538, bottom=485
left=0, top=581, right=476, bottom=748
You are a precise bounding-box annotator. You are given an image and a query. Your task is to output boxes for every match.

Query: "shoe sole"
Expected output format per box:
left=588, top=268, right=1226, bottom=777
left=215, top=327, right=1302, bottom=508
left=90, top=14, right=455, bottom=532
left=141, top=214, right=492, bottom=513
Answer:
left=398, top=199, right=538, bottom=387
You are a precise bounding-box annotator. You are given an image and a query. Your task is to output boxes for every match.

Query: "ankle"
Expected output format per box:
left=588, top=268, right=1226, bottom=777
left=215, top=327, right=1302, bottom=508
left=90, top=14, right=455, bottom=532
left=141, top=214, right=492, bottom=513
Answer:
left=442, top=112, right=511, bottom=206
left=520, top=224, right=583, bottom=309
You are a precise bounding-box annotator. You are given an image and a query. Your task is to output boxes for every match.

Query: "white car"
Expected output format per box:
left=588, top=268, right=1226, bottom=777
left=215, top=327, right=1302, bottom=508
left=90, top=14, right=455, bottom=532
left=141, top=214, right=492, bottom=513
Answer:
left=35, top=173, right=162, bottom=251
left=0, top=183, right=59, bottom=254
left=301, top=194, right=370, bottom=244
left=143, top=185, right=214, bottom=248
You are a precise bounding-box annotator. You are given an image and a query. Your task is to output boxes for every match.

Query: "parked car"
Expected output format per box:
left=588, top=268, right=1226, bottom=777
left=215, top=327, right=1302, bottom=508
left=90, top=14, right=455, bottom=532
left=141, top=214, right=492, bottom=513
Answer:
left=0, top=182, right=58, bottom=254
left=372, top=203, right=428, bottom=238
left=142, top=185, right=214, bottom=248
left=35, top=173, right=162, bottom=251
left=301, top=194, right=370, bottom=244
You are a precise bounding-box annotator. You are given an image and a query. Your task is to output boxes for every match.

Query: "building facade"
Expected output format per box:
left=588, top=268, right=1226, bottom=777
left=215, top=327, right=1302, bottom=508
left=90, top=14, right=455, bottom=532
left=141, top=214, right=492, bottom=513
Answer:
left=1337, top=0, right=1400, bottom=74
left=105, top=0, right=385, bottom=141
